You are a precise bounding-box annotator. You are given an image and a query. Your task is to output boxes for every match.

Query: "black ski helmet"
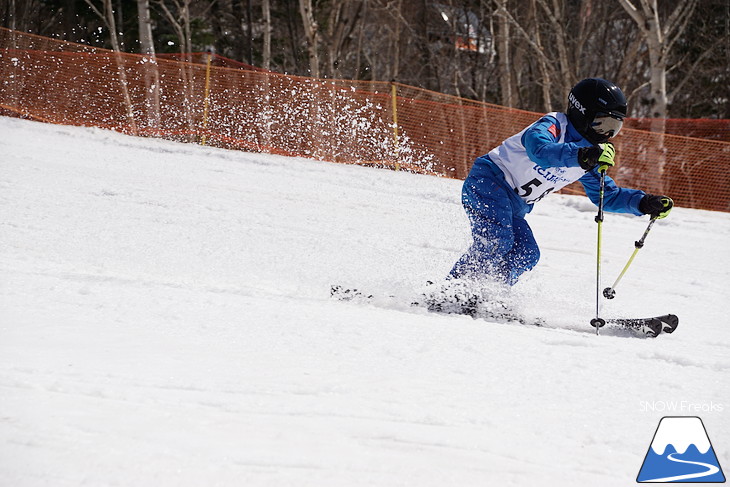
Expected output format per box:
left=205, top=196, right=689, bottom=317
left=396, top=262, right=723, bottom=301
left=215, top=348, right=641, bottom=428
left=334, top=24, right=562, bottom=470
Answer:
left=567, top=78, right=627, bottom=144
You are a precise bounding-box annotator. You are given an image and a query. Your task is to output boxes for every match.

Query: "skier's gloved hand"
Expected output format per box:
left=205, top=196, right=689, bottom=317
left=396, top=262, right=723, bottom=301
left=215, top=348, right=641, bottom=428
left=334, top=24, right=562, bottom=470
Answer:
left=578, top=143, right=616, bottom=172
left=639, top=194, right=674, bottom=219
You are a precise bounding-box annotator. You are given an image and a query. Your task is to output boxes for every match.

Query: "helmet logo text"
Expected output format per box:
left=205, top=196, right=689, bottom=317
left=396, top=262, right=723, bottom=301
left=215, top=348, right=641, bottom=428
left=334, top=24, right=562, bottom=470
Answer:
left=569, top=92, right=586, bottom=114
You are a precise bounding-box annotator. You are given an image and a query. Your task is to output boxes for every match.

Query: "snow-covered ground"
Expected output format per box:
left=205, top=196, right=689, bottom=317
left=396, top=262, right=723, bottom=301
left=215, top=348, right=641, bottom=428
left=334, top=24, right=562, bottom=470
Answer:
left=1, top=116, right=728, bottom=486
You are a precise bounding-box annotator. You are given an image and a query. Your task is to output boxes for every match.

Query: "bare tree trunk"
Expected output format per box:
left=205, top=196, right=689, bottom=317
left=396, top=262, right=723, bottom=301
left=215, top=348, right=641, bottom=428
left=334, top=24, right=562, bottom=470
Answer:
left=494, top=0, right=516, bottom=107
left=535, top=0, right=573, bottom=99
left=616, top=0, right=698, bottom=193
left=299, top=0, right=320, bottom=77
left=392, top=0, right=402, bottom=81
left=84, top=0, right=139, bottom=135
left=322, top=0, right=364, bottom=79
left=115, top=0, right=124, bottom=50
left=528, top=0, right=551, bottom=111
left=9, top=0, right=16, bottom=30
left=157, top=0, right=195, bottom=138
left=63, top=0, right=77, bottom=41
left=157, top=0, right=192, bottom=57
left=137, top=0, right=155, bottom=59
left=137, top=0, right=160, bottom=128
left=262, top=0, right=272, bottom=70
left=616, top=0, right=697, bottom=119
left=324, top=0, right=343, bottom=78
left=354, top=0, right=368, bottom=78
left=247, top=0, right=254, bottom=64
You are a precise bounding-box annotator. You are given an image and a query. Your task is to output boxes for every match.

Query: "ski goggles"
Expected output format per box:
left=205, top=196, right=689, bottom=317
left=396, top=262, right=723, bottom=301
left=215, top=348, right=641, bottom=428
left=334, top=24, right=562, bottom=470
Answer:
left=591, top=112, right=624, bottom=137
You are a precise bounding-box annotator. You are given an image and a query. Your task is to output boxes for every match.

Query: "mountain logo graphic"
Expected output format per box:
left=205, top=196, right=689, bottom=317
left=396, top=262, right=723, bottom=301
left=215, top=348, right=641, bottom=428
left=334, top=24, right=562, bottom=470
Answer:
left=637, top=416, right=726, bottom=483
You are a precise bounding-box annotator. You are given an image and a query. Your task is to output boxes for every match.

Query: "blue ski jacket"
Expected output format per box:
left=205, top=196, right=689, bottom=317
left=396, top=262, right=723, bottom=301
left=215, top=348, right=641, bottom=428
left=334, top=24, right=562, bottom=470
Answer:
left=466, top=113, right=646, bottom=218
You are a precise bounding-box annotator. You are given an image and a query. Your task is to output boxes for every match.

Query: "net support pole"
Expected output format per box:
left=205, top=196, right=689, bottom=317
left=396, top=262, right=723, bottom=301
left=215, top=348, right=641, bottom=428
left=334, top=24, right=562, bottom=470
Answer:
left=391, top=81, right=400, bottom=171
left=200, top=52, right=213, bottom=146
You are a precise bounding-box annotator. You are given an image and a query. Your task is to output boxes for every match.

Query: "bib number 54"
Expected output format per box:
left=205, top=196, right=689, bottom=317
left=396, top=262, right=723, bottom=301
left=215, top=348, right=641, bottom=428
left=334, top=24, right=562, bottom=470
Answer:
left=516, top=178, right=554, bottom=204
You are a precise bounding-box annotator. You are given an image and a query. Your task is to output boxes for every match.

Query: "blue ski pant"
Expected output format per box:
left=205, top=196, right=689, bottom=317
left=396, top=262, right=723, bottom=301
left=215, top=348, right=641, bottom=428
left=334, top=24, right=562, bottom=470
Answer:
left=449, top=165, right=540, bottom=285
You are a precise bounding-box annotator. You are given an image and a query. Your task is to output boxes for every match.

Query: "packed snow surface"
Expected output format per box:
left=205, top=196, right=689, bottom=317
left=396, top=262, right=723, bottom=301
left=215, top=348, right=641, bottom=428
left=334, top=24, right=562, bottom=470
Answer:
left=1, top=117, right=728, bottom=486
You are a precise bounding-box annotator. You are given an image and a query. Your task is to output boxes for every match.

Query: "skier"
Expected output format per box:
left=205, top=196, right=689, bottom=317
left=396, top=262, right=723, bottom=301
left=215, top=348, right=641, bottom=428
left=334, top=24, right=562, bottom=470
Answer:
left=432, top=78, right=673, bottom=314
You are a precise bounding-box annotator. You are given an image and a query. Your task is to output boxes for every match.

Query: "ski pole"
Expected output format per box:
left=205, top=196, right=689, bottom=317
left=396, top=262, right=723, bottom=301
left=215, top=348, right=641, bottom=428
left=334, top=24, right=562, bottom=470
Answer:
left=590, top=167, right=608, bottom=334
left=603, top=216, right=658, bottom=299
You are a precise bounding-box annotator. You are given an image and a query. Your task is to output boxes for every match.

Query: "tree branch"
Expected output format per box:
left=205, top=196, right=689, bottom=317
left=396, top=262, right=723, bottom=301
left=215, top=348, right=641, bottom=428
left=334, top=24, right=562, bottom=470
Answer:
left=616, top=0, right=649, bottom=36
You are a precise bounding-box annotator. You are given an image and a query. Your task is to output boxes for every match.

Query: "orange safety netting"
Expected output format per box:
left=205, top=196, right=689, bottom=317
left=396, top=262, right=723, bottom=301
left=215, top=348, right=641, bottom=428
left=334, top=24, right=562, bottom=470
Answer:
left=1, top=27, right=729, bottom=212
left=156, top=52, right=270, bottom=72
left=624, top=118, right=730, bottom=143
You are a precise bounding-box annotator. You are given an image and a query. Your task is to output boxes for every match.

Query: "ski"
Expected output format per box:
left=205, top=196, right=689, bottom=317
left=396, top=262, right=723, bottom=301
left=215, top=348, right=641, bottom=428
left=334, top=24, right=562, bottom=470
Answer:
left=330, top=285, right=374, bottom=302
left=330, top=284, right=543, bottom=326
left=606, top=314, right=679, bottom=338
left=331, top=285, right=679, bottom=337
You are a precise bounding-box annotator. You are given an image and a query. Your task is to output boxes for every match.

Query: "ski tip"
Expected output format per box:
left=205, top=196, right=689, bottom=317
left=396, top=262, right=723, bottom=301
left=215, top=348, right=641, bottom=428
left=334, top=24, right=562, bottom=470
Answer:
left=660, top=314, right=679, bottom=334
left=644, top=314, right=679, bottom=337
left=606, top=314, right=679, bottom=338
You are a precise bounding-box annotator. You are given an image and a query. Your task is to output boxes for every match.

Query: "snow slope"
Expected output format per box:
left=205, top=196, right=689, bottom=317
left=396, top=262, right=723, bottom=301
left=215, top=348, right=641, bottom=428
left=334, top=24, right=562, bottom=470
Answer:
left=1, top=117, right=728, bottom=486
